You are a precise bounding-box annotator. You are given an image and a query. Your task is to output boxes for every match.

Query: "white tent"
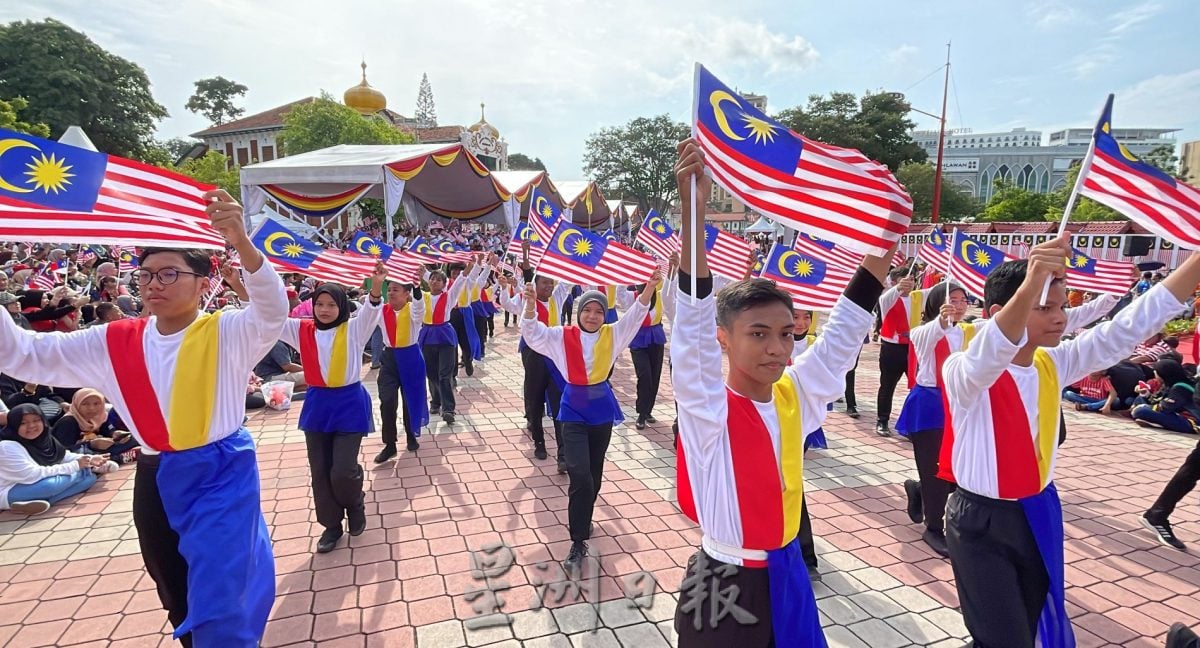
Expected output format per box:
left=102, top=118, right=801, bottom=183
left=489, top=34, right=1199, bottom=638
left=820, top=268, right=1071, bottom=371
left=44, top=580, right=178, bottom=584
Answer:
left=248, top=207, right=321, bottom=240
left=556, top=181, right=611, bottom=230
left=240, top=143, right=516, bottom=241
left=491, top=170, right=567, bottom=224
left=745, top=215, right=781, bottom=234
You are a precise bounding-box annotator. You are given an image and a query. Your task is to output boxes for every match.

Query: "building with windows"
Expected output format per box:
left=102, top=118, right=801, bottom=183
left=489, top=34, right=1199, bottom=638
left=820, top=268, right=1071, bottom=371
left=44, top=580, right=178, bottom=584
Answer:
left=910, top=125, right=1178, bottom=202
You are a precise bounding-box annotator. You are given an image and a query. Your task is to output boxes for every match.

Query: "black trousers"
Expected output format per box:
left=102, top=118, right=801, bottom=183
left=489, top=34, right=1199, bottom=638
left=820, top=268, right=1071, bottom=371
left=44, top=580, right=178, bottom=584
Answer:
left=422, top=343, right=456, bottom=414
left=377, top=349, right=416, bottom=448
left=133, top=453, right=193, bottom=648
left=304, top=432, right=364, bottom=531
left=521, top=345, right=563, bottom=457
left=474, top=314, right=490, bottom=355
left=1147, top=438, right=1200, bottom=522
left=504, top=310, right=513, bottom=326
left=911, top=428, right=956, bottom=534
left=799, top=496, right=817, bottom=569
left=675, top=550, right=773, bottom=647
left=845, top=354, right=859, bottom=409
left=450, top=309, right=472, bottom=372
left=562, top=421, right=613, bottom=542
left=876, top=341, right=908, bottom=422
left=630, top=344, right=665, bottom=418
left=946, top=489, right=1049, bottom=648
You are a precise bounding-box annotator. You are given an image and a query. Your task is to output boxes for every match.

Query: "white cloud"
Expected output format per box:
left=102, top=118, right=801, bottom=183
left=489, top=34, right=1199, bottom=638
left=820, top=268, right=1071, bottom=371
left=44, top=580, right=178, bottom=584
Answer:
left=1031, top=2, right=1079, bottom=29
left=1114, top=68, right=1200, bottom=129
left=885, top=44, right=919, bottom=65
left=1109, top=1, right=1163, bottom=34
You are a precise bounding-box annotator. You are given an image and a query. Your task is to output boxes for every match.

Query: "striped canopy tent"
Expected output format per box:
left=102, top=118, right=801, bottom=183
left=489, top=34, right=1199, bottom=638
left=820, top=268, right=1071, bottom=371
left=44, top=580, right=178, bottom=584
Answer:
left=555, top=181, right=612, bottom=231
left=491, top=170, right=567, bottom=225
left=239, top=143, right=515, bottom=243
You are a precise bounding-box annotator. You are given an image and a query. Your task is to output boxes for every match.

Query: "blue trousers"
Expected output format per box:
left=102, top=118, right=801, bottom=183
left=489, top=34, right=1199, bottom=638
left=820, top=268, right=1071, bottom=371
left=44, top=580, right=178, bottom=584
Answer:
left=1132, top=404, right=1197, bottom=434
left=8, top=470, right=96, bottom=505
left=368, top=327, right=384, bottom=366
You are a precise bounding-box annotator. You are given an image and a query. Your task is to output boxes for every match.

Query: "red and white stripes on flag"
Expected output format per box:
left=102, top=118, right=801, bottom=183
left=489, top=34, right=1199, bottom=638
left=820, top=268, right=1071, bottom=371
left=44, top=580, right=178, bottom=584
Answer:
left=118, top=246, right=138, bottom=273
left=267, top=250, right=376, bottom=287
left=635, top=225, right=681, bottom=261
left=918, top=241, right=949, bottom=270
left=891, top=247, right=907, bottom=269
left=383, top=252, right=422, bottom=283
left=793, top=233, right=863, bottom=269
left=536, top=222, right=656, bottom=286
left=764, top=243, right=854, bottom=311
left=1066, top=254, right=1135, bottom=295
left=26, top=265, right=57, bottom=290
left=704, top=224, right=753, bottom=280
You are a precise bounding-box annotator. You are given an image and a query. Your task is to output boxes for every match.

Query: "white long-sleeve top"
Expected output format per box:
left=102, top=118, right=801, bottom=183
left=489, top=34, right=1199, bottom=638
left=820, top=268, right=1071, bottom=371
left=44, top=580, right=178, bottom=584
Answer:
left=499, top=281, right=571, bottom=319
left=0, top=263, right=288, bottom=452
left=1064, top=293, right=1119, bottom=333
left=910, top=319, right=967, bottom=387
left=878, top=286, right=917, bottom=343
left=943, top=283, right=1184, bottom=498
left=450, top=265, right=487, bottom=308
left=280, top=298, right=383, bottom=386
left=0, top=442, right=84, bottom=509
left=380, top=297, right=425, bottom=348
left=425, top=272, right=473, bottom=324
left=671, top=286, right=873, bottom=562
left=520, top=299, right=649, bottom=381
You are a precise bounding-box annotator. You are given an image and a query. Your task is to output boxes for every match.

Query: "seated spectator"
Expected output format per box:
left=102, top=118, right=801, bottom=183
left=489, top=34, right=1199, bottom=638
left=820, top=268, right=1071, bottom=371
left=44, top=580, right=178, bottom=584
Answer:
left=0, top=403, right=118, bottom=515
left=246, top=373, right=266, bottom=410
left=0, top=292, right=30, bottom=330
left=86, top=302, right=123, bottom=326
left=1064, top=371, right=1120, bottom=413
left=1129, top=332, right=1174, bottom=365
left=0, top=375, right=69, bottom=424
left=114, top=295, right=139, bottom=318
left=1103, top=361, right=1146, bottom=410
left=1131, top=359, right=1200, bottom=434
left=52, top=389, right=138, bottom=464
left=254, top=340, right=306, bottom=390
left=92, top=275, right=121, bottom=303
left=20, top=290, right=77, bottom=333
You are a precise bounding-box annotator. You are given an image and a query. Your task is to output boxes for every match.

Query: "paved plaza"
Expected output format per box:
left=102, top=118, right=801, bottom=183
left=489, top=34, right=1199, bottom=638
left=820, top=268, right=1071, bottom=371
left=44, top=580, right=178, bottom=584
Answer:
left=1, top=323, right=1199, bottom=647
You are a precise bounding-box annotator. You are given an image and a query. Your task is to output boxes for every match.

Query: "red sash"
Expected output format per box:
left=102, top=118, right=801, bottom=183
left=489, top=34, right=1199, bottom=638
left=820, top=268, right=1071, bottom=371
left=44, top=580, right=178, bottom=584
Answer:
left=298, top=320, right=327, bottom=388
left=562, top=327, right=587, bottom=385
left=535, top=301, right=550, bottom=325
left=429, top=292, right=449, bottom=324
left=106, top=319, right=172, bottom=451
left=880, top=300, right=910, bottom=342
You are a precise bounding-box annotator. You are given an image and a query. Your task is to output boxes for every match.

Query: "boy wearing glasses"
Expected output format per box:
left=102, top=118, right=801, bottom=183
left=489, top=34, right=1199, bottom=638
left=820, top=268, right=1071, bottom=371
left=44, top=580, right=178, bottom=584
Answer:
left=0, top=190, right=288, bottom=647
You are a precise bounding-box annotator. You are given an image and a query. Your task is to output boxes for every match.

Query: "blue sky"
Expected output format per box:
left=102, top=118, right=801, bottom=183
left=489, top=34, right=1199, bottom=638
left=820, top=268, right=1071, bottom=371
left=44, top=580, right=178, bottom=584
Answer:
left=4, top=0, right=1196, bottom=178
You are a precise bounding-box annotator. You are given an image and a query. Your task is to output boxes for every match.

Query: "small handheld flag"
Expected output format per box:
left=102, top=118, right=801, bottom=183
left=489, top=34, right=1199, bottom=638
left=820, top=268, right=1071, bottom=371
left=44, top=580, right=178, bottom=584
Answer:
left=760, top=242, right=853, bottom=311
left=947, top=230, right=1013, bottom=298
left=537, top=219, right=655, bottom=286
left=1064, top=248, right=1135, bottom=295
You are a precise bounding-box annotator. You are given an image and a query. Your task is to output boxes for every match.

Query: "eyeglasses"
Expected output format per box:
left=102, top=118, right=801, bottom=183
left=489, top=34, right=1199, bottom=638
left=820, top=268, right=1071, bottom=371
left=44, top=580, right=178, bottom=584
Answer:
left=134, top=268, right=207, bottom=286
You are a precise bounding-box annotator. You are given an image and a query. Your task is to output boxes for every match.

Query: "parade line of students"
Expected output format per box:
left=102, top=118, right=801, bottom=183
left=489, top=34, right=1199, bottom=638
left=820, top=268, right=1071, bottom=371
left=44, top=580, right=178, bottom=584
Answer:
left=4, top=171, right=1200, bottom=647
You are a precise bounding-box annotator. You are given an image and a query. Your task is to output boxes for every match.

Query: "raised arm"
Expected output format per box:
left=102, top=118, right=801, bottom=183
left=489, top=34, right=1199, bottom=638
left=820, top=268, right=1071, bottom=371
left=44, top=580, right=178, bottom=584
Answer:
left=350, top=262, right=386, bottom=342
left=518, top=283, right=565, bottom=365
left=0, top=314, right=109, bottom=389
left=609, top=274, right=658, bottom=350
left=1064, top=292, right=1119, bottom=331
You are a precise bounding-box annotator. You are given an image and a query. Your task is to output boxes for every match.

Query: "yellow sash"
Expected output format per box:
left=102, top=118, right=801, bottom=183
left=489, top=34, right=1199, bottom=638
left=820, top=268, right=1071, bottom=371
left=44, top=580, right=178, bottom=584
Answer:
left=587, top=325, right=614, bottom=384
left=392, top=304, right=412, bottom=347
left=908, top=290, right=924, bottom=331
left=1032, top=349, right=1059, bottom=488
left=648, top=286, right=663, bottom=325
left=168, top=311, right=222, bottom=450
left=775, top=373, right=804, bottom=545
left=324, top=323, right=350, bottom=387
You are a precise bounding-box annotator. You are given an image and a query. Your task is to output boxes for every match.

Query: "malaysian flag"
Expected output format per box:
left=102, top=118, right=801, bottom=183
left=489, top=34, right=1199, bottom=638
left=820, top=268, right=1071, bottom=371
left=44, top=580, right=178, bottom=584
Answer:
left=528, top=188, right=561, bottom=245
left=947, top=230, right=1012, bottom=298
left=704, top=224, right=753, bottom=280
left=918, top=226, right=951, bottom=270
left=1078, top=95, right=1200, bottom=249
left=0, top=129, right=224, bottom=248
left=26, top=263, right=58, bottom=290
left=693, top=65, right=912, bottom=257
left=635, top=210, right=682, bottom=260
left=760, top=242, right=853, bottom=311
left=1065, top=247, right=1134, bottom=295
left=505, top=222, right=546, bottom=265
left=405, top=236, right=442, bottom=264
left=307, top=249, right=378, bottom=285
left=794, top=232, right=863, bottom=269
left=537, top=219, right=655, bottom=286
left=77, top=245, right=98, bottom=264
left=892, top=247, right=907, bottom=269
left=434, top=240, right=476, bottom=264
left=117, top=246, right=139, bottom=273
left=348, top=232, right=419, bottom=283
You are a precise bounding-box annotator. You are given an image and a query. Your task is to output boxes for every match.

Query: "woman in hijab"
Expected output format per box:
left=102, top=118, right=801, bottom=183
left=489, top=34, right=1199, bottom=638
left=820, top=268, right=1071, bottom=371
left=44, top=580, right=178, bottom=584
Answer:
left=0, top=403, right=117, bottom=514
left=52, top=389, right=139, bottom=463
left=115, top=295, right=139, bottom=318
left=1131, top=358, right=1200, bottom=433
left=277, top=266, right=386, bottom=553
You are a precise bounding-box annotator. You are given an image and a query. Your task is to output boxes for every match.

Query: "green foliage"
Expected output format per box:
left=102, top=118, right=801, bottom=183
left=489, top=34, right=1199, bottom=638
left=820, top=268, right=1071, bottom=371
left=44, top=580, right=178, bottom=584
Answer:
left=174, top=151, right=240, bottom=201
left=774, top=91, right=927, bottom=171
left=1040, top=164, right=1123, bottom=222
left=979, top=179, right=1051, bottom=222
left=1142, top=144, right=1181, bottom=178
left=277, top=93, right=414, bottom=156
left=185, top=76, right=248, bottom=125
left=894, top=162, right=980, bottom=222
left=0, top=18, right=168, bottom=157
left=508, top=153, right=546, bottom=171
left=0, top=97, right=49, bottom=137
left=140, top=137, right=198, bottom=168
left=414, top=73, right=437, bottom=127
left=582, top=114, right=690, bottom=213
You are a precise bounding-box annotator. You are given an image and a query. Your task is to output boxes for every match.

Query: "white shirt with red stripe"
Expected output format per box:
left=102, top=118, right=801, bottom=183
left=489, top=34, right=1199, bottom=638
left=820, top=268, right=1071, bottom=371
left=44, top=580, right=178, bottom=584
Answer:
left=279, top=299, right=383, bottom=386
left=942, top=284, right=1183, bottom=499
left=424, top=276, right=471, bottom=325
left=877, top=286, right=914, bottom=344
left=497, top=281, right=571, bottom=320
left=380, top=298, right=424, bottom=348
left=672, top=286, right=872, bottom=566
left=519, top=300, right=649, bottom=381
left=910, top=319, right=965, bottom=388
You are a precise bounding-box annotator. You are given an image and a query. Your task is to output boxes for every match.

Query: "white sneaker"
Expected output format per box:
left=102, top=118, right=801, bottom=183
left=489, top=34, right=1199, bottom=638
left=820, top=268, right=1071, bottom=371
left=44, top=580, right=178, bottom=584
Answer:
left=10, top=500, right=50, bottom=515
left=92, top=460, right=120, bottom=474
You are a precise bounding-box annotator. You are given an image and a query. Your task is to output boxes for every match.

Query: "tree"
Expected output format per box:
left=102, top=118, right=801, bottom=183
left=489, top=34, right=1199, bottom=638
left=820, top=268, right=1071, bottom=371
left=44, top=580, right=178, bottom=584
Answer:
left=978, top=179, right=1050, bottom=222
left=414, top=73, right=437, bottom=127
left=277, top=92, right=414, bottom=156
left=775, top=90, right=927, bottom=171
left=582, top=114, right=690, bottom=213
left=894, top=162, right=980, bottom=222
left=1041, top=164, right=1122, bottom=222
left=1143, top=144, right=1182, bottom=179
left=0, top=19, right=168, bottom=157
left=185, top=76, right=248, bottom=125
left=0, top=97, right=48, bottom=137
left=139, top=137, right=201, bottom=167
left=174, top=151, right=240, bottom=201
left=507, top=153, right=546, bottom=171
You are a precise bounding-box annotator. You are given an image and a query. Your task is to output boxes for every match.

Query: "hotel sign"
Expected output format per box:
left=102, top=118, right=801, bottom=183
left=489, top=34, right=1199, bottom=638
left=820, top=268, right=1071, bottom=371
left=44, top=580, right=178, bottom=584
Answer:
left=940, top=158, right=979, bottom=172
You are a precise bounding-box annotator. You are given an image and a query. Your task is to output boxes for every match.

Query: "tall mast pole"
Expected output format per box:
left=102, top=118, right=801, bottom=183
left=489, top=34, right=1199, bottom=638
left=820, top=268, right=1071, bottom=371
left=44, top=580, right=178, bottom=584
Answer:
left=930, top=42, right=951, bottom=224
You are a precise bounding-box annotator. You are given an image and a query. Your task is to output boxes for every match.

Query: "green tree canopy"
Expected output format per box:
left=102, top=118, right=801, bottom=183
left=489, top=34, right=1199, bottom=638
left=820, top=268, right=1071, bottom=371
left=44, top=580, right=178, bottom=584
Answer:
left=775, top=91, right=927, bottom=171
left=894, top=162, right=980, bottom=222
left=1041, top=164, right=1123, bottom=222
left=0, top=18, right=168, bottom=158
left=1142, top=143, right=1182, bottom=179
left=507, top=153, right=546, bottom=171
left=185, top=76, right=248, bottom=126
left=979, top=179, right=1051, bottom=222
left=0, top=97, right=49, bottom=137
left=414, top=73, right=437, bottom=128
left=174, top=151, right=240, bottom=201
left=277, top=92, right=414, bottom=156
left=582, top=114, right=689, bottom=214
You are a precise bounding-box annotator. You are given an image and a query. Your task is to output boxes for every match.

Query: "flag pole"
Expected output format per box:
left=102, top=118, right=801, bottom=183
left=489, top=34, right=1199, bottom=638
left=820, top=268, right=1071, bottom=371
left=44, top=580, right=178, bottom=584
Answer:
left=1039, top=94, right=1110, bottom=305
left=689, top=63, right=701, bottom=303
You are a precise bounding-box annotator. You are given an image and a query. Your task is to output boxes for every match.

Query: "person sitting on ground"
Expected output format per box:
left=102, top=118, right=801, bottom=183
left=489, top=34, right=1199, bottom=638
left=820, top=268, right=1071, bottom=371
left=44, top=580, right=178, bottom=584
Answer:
left=20, top=289, right=78, bottom=333
left=114, top=295, right=140, bottom=319
left=1129, top=332, right=1174, bottom=365
left=52, top=388, right=138, bottom=464
left=246, top=373, right=267, bottom=410
left=1130, top=359, right=1200, bottom=434
left=254, top=340, right=306, bottom=391
left=1063, top=371, right=1119, bottom=413
left=0, top=403, right=118, bottom=515
left=0, top=375, right=70, bottom=424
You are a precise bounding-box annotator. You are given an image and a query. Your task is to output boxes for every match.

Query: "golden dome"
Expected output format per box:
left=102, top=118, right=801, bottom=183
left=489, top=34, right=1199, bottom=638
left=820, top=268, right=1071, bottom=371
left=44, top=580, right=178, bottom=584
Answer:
left=468, top=103, right=499, bottom=139
left=344, top=61, right=386, bottom=115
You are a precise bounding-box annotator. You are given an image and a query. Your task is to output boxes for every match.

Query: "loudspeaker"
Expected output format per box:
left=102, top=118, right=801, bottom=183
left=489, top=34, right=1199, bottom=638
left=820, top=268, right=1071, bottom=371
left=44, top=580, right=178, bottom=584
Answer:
left=1123, top=235, right=1154, bottom=257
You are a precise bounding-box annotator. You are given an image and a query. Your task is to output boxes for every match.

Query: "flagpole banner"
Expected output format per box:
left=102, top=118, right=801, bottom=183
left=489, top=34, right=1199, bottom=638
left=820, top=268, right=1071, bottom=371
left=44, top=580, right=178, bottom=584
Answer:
left=704, top=224, right=753, bottom=280
left=634, top=209, right=682, bottom=260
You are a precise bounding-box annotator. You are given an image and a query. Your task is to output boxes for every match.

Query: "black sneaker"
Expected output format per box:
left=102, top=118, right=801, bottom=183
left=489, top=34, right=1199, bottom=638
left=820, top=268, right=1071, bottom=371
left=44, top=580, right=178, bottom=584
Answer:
left=534, top=443, right=548, bottom=460
left=1142, top=514, right=1187, bottom=551
left=846, top=406, right=860, bottom=419
left=316, top=526, right=343, bottom=553
left=557, top=459, right=568, bottom=475
left=635, top=416, right=647, bottom=430
left=430, top=406, right=441, bottom=416
left=406, top=438, right=420, bottom=452
left=348, top=507, right=367, bottom=536
left=443, top=412, right=455, bottom=424
left=563, top=540, right=588, bottom=572
left=373, top=444, right=397, bottom=464
left=1167, top=622, right=1200, bottom=648
left=904, top=479, right=923, bottom=524
left=875, top=420, right=892, bottom=437
left=807, top=564, right=821, bottom=581
left=464, top=363, right=474, bottom=377
left=645, top=415, right=658, bottom=424
left=922, top=528, right=950, bottom=558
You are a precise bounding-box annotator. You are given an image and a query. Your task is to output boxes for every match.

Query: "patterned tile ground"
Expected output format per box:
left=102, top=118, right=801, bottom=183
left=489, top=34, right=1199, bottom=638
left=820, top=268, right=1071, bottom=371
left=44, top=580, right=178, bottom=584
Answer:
left=1, top=321, right=1198, bottom=647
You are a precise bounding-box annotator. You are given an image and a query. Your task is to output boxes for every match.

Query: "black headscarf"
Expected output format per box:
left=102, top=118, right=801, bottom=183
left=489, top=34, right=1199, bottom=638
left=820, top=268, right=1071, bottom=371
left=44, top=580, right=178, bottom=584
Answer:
left=0, top=403, right=65, bottom=466
left=312, top=283, right=350, bottom=330
left=1154, top=358, right=1191, bottom=388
